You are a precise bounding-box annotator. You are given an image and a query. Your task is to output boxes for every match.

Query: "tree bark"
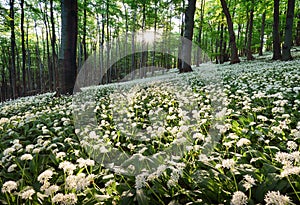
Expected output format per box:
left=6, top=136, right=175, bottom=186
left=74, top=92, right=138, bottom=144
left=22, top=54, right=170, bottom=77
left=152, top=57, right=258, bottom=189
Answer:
left=220, top=0, right=240, bottom=64
left=180, top=0, right=196, bottom=73
left=50, top=0, right=58, bottom=89
left=272, top=0, right=282, bottom=60
left=20, top=0, right=26, bottom=95
left=282, top=0, right=296, bottom=61
left=296, top=12, right=300, bottom=46
left=246, top=2, right=255, bottom=60
left=259, top=11, right=266, bottom=56
left=59, top=0, right=78, bottom=95
left=9, top=0, right=17, bottom=99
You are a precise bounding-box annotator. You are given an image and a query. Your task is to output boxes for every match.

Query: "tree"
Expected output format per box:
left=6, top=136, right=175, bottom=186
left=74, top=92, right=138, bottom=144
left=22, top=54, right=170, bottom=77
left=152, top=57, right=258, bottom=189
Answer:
left=59, top=0, right=78, bottom=95
left=180, top=0, right=196, bottom=73
left=20, top=0, right=26, bottom=95
left=219, top=0, right=240, bottom=64
left=282, top=0, right=296, bottom=61
left=9, top=0, right=17, bottom=99
left=259, top=11, right=266, bottom=56
left=272, top=0, right=281, bottom=60
left=246, top=0, right=254, bottom=60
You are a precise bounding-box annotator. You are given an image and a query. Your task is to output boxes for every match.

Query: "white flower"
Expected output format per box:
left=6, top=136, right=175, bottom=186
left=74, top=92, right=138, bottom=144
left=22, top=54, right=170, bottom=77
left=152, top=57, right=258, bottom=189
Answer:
left=287, top=141, right=297, bottom=151
left=236, top=138, right=251, bottom=147
left=193, top=133, right=205, bottom=141
left=1, top=181, right=18, bottom=193
left=3, top=147, right=15, bottom=156
left=25, top=144, right=34, bottom=152
left=20, top=188, right=35, bottom=200
left=76, top=158, right=95, bottom=168
left=222, top=159, right=235, bottom=169
left=231, top=191, right=248, bottom=205
left=264, top=191, right=292, bottom=205
left=280, top=166, right=300, bottom=178
left=243, top=174, right=256, bottom=190
left=59, top=161, right=76, bottom=175
left=20, top=154, right=33, bottom=161
left=135, top=172, right=148, bottom=189
left=38, top=169, right=54, bottom=183
left=56, top=152, right=66, bottom=159
left=44, top=185, right=59, bottom=196
left=53, top=193, right=77, bottom=205
left=7, top=164, right=17, bottom=172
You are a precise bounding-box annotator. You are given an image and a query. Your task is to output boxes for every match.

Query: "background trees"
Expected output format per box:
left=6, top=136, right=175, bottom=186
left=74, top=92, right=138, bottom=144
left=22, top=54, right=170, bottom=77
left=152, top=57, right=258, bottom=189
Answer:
left=0, top=0, right=299, bottom=101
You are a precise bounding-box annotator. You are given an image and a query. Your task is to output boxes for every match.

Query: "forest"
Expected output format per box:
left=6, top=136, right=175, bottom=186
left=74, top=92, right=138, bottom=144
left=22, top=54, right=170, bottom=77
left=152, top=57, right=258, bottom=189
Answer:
left=1, top=0, right=300, bottom=204
left=0, top=0, right=299, bottom=101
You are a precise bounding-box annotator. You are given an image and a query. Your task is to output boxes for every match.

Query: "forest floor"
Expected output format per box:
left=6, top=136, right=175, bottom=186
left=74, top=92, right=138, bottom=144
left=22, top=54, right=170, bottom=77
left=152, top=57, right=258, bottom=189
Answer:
left=1, top=48, right=300, bottom=204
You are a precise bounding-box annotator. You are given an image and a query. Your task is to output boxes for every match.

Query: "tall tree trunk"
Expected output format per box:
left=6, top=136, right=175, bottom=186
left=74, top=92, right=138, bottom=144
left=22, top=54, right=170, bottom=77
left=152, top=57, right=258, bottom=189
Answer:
left=83, top=0, right=88, bottom=61
left=272, top=0, right=282, bottom=60
left=259, top=11, right=266, bottom=56
left=131, top=11, right=137, bottom=80
left=282, top=0, right=296, bottom=60
left=246, top=2, right=255, bottom=60
left=220, top=0, right=240, bottom=64
left=296, top=12, right=300, bottom=46
left=219, top=23, right=225, bottom=64
left=59, top=0, right=78, bottom=95
left=196, top=0, right=205, bottom=66
left=20, top=0, right=26, bottom=95
left=180, top=0, right=196, bottom=73
left=9, top=0, right=17, bottom=99
left=50, top=0, right=58, bottom=89
left=177, top=0, right=185, bottom=71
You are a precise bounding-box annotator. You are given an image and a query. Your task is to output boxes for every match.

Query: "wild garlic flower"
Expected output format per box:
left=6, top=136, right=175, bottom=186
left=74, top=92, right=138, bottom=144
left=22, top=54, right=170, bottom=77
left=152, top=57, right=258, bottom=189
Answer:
left=231, top=191, right=248, bottom=205
left=264, top=191, right=292, bottom=205
left=38, top=169, right=54, bottom=184
left=243, top=174, right=256, bottom=190
left=280, top=166, right=300, bottom=178
left=1, top=181, right=18, bottom=193
left=287, top=141, right=297, bottom=151
left=52, top=193, right=77, bottom=205
left=76, top=158, right=95, bottom=168
left=58, top=161, right=76, bottom=175
left=20, top=188, right=35, bottom=200
left=221, top=159, right=235, bottom=169
left=236, top=138, right=251, bottom=147
left=20, top=153, right=33, bottom=161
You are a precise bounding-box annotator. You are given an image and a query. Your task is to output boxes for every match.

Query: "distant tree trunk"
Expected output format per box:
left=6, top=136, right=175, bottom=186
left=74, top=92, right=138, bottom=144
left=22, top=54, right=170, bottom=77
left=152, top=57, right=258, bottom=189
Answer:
left=50, top=0, right=57, bottom=89
left=59, top=0, right=78, bottom=95
left=83, top=0, right=88, bottom=61
left=219, top=23, right=225, bottom=64
left=259, top=11, right=266, bottom=56
left=20, top=0, right=26, bottom=95
left=180, top=0, right=196, bottom=73
left=282, top=0, right=296, bottom=60
left=246, top=2, right=255, bottom=60
left=9, top=0, right=17, bottom=99
left=131, top=11, right=137, bottom=80
left=296, top=12, right=300, bottom=46
left=177, top=0, right=185, bottom=71
left=272, top=0, right=282, bottom=60
left=220, top=0, right=240, bottom=64
left=196, top=0, right=205, bottom=66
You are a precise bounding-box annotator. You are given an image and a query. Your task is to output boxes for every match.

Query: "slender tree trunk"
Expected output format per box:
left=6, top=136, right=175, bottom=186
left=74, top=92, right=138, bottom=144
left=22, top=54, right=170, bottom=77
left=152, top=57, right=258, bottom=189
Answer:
left=59, top=0, right=78, bottom=95
left=50, top=0, right=58, bottom=89
left=177, top=0, right=185, bottom=71
left=246, top=2, right=255, bottom=60
left=282, top=0, right=296, bottom=60
left=83, top=0, right=88, bottom=61
left=9, top=0, right=17, bottom=99
left=296, top=12, right=300, bottom=46
left=219, top=23, right=225, bottom=64
left=272, top=0, right=282, bottom=60
left=20, top=0, right=26, bottom=95
left=220, top=0, right=240, bottom=64
left=259, top=11, right=266, bottom=56
left=180, top=0, right=196, bottom=73
left=196, top=0, right=205, bottom=66
left=131, top=11, right=137, bottom=80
